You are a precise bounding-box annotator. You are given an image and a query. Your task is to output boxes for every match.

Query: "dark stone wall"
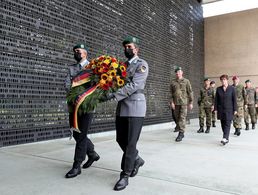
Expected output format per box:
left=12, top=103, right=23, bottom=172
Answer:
left=0, top=0, right=203, bottom=147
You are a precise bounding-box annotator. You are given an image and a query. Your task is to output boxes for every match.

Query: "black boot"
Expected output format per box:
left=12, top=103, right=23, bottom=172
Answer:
left=252, top=123, right=255, bottom=129
left=114, top=172, right=129, bottom=191
left=212, top=121, right=216, bottom=127
left=205, top=127, right=210, bottom=133
left=175, top=132, right=184, bottom=142
left=197, top=127, right=204, bottom=133
left=65, top=162, right=81, bottom=178
left=82, top=151, right=100, bottom=169
left=234, top=129, right=237, bottom=135
left=236, top=128, right=241, bottom=136
left=245, top=124, right=249, bottom=130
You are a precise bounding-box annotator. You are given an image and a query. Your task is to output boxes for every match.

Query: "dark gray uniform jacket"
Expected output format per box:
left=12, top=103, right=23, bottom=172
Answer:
left=65, top=59, right=89, bottom=93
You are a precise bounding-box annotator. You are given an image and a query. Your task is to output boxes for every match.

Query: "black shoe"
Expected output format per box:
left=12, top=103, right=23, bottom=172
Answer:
left=65, top=167, right=81, bottom=178
left=130, top=157, right=145, bottom=177
left=220, top=138, right=229, bottom=145
left=212, top=122, right=216, bottom=127
left=82, top=152, right=100, bottom=169
left=252, top=124, right=255, bottom=129
left=205, top=127, right=210, bottom=133
left=236, top=128, right=241, bottom=136
left=175, top=132, right=184, bottom=142
left=197, top=127, right=204, bottom=133
left=245, top=124, right=249, bottom=130
left=113, top=175, right=129, bottom=191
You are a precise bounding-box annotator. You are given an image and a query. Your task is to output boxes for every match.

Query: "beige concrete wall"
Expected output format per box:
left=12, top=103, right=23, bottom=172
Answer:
left=205, top=8, right=258, bottom=87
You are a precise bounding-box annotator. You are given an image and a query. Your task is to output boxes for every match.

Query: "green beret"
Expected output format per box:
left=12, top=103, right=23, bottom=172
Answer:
left=73, top=43, right=88, bottom=52
left=122, top=36, right=140, bottom=46
left=204, top=77, right=210, bottom=81
left=245, top=79, right=251, bottom=83
left=174, top=66, right=182, bottom=73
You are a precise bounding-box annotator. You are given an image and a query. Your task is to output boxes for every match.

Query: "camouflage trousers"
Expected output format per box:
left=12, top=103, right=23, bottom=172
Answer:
left=244, top=105, right=257, bottom=124
left=233, top=106, right=244, bottom=129
left=199, top=106, right=212, bottom=127
left=174, top=105, right=188, bottom=133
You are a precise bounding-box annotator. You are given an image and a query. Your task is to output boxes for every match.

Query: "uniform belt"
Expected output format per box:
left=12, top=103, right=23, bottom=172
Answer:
left=134, top=89, right=144, bottom=94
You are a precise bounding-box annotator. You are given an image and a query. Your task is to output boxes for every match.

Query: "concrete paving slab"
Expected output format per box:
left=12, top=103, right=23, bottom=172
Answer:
left=1, top=119, right=258, bottom=195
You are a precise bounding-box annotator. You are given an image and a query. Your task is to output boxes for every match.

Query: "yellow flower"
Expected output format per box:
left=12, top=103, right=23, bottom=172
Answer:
left=98, top=67, right=104, bottom=73
left=111, top=62, right=119, bottom=69
left=99, top=79, right=106, bottom=86
left=108, top=70, right=117, bottom=77
left=101, top=73, right=108, bottom=80
left=104, top=59, right=110, bottom=64
left=107, top=76, right=113, bottom=82
left=120, top=65, right=126, bottom=72
left=117, top=78, right=125, bottom=87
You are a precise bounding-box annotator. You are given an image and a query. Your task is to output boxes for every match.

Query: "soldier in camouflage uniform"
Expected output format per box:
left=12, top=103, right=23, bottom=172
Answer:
left=170, top=66, right=193, bottom=142
left=197, top=78, right=215, bottom=134
left=244, top=80, right=257, bottom=130
left=232, top=76, right=245, bottom=136
left=210, top=81, right=216, bottom=127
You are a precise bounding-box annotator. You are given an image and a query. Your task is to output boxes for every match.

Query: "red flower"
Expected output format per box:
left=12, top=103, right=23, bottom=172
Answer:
left=111, top=58, right=117, bottom=63
left=102, top=62, right=108, bottom=67
left=108, top=81, right=113, bottom=86
left=101, top=84, right=109, bottom=90
left=103, top=67, right=109, bottom=73
left=121, top=71, right=127, bottom=78
left=99, top=56, right=104, bottom=61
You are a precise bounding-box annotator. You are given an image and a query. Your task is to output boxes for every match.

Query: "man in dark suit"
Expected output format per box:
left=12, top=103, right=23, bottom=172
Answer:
left=214, top=74, right=237, bottom=145
left=64, top=43, right=100, bottom=178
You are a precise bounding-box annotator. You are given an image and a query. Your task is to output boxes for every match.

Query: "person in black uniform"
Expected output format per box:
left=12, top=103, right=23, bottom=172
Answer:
left=214, top=74, right=237, bottom=145
left=64, top=43, right=100, bottom=178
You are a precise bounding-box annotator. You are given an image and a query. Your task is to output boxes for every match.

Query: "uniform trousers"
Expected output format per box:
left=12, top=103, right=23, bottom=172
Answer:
left=244, top=105, right=257, bottom=125
left=199, top=106, right=212, bottom=127
left=69, top=112, right=95, bottom=167
left=221, top=119, right=232, bottom=140
left=233, top=106, right=244, bottom=129
left=116, top=116, right=144, bottom=175
left=174, top=105, right=187, bottom=132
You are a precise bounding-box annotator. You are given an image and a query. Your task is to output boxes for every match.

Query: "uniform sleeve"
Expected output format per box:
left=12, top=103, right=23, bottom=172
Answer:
left=114, top=60, right=149, bottom=101
left=187, top=80, right=193, bottom=104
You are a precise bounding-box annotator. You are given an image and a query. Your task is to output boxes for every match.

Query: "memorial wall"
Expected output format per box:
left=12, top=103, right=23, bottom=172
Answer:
left=0, top=0, right=203, bottom=146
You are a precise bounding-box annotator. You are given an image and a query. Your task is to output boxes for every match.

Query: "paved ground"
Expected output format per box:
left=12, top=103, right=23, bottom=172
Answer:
left=1, top=119, right=258, bottom=195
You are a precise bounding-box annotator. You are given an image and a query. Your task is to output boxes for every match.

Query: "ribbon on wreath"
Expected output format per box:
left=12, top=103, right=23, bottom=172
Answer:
left=72, top=70, right=92, bottom=87
left=70, top=69, right=98, bottom=132
left=72, top=84, right=98, bottom=131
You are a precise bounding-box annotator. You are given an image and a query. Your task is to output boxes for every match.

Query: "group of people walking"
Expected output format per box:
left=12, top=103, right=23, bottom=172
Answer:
left=64, top=35, right=257, bottom=191
left=169, top=68, right=258, bottom=146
